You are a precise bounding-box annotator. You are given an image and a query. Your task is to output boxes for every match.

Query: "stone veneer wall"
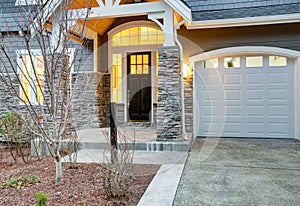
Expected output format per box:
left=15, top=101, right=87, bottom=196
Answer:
left=184, top=75, right=193, bottom=133
left=71, top=72, right=110, bottom=129
left=156, top=46, right=182, bottom=140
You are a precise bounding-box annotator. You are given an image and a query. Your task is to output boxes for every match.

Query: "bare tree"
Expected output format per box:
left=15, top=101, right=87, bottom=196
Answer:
left=0, top=0, right=92, bottom=184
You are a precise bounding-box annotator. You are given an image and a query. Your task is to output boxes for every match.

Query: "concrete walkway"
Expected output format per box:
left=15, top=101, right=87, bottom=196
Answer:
left=174, top=138, right=300, bottom=205
left=72, top=148, right=188, bottom=206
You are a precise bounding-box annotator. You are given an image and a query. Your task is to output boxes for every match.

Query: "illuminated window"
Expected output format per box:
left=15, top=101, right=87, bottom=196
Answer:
left=19, top=50, right=74, bottom=105
left=20, top=54, right=44, bottom=104
left=112, top=26, right=164, bottom=46
left=224, top=57, right=240, bottom=68
left=112, top=54, right=123, bottom=102
left=203, top=58, right=219, bottom=69
left=246, top=56, right=263, bottom=67
left=269, top=56, right=287, bottom=67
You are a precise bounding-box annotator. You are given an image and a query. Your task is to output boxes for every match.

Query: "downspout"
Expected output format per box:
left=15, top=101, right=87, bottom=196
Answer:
left=174, top=20, right=188, bottom=140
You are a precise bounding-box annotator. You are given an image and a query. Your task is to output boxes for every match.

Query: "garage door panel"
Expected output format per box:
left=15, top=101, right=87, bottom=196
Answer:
left=223, top=122, right=242, bottom=135
left=268, top=105, right=288, bottom=117
left=268, top=88, right=288, bottom=100
left=245, top=122, right=264, bottom=135
left=226, top=106, right=241, bottom=116
left=269, top=123, right=289, bottom=135
left=201, top=75, right=220, bottom=86
left=199, top=90, right=223, bottom=101
left=195, top=55, right=294, bottom=138
left=245, top=73, right=264, bottom=85
left=225, top=90, right=241, bottom=100
left=223, top=74, right=241, bottom=85
left=269, top=73, right=288, bottom=84
left=245, top=105, right=264, bottom=117
left=245, top=89, right=264, bottom=101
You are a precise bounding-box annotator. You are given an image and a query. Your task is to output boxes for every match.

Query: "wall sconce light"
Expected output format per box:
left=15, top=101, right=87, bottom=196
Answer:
left=183, top=63, right=191, bottom=78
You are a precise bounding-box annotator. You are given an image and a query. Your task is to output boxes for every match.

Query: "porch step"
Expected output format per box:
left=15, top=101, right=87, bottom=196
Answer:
left=79, top=141, right=191, bottom=152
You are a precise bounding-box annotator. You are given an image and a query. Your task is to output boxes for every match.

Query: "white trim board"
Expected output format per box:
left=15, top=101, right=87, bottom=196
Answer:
left=188, top=13, right=300, bottom=30
left=190, top=46, right=300, bottom=65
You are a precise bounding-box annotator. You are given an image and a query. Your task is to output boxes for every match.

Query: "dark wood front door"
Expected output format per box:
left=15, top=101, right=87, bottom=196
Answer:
left=127, top=52, right=151, bottom=121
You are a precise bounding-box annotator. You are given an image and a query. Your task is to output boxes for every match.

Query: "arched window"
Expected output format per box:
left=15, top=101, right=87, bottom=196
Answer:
left=112, top=26, right=164, bottom=47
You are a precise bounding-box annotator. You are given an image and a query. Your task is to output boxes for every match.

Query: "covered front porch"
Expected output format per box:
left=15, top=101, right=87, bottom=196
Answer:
left=44, top=0, right=193, bottom=141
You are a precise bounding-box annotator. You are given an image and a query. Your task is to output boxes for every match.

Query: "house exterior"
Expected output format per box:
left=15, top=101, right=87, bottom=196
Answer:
left=1, top=0, right=300, bottom=141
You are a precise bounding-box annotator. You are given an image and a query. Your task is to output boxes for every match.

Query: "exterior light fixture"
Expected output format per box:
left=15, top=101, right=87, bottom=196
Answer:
left=183, top=63, right=190, bottom=78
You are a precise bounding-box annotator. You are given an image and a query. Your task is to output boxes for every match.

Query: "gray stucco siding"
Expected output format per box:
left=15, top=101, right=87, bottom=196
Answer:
left=178, top=23, right=300, bottom=61
left=0, top=34, right=94, bottom=74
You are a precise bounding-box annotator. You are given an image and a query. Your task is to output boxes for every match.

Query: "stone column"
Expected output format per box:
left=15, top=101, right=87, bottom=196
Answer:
left=156, top=46, right=182, bottom=140
left=71, top=72, right=110, bottom=129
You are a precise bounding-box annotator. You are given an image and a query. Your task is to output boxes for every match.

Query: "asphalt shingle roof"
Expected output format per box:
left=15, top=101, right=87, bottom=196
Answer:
left=1, top=0, right=300, bottom=32
left=182, top=0, right=300, bottom=21
left=0, top=0, right=35, bottom=32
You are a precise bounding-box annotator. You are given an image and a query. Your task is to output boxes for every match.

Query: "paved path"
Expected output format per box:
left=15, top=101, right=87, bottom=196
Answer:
left=174, top=138, right=300, bottom=205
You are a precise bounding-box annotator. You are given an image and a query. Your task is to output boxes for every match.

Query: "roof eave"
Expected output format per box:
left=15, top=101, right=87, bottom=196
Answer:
left=163, top=0, right=192, bottom=22
left=188, top=13, right=300, bottom=29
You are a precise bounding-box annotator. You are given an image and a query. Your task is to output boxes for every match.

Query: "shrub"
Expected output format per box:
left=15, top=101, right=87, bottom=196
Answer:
left=1, top=175, right=40, bottom=190
left=34, top=191, right=49, bottom=206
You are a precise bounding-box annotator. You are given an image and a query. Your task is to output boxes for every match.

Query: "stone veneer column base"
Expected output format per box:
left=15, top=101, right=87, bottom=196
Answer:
left=156, top=46, right=182, bottom=141
left=71, top=72, right=110, bottom=129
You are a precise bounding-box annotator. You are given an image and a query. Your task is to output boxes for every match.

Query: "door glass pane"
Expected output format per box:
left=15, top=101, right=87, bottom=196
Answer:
left=131, top=55, right=136, bottom=64
left=203, top=58, right=218, bottom=69
left=246, top=56, right=263, bottom=67
left=224, top=57, right=240, bottom=68
left=143, top=54, right=149, bottom=63
left=130, top=65, right=136, bottom=74
left=137, top=65, right=143, bottom=74
left=143, top=65, right=149, bottom=74
left=137, top=55, right=143, bottom=64
left=269, top=56, right=287, bottom=67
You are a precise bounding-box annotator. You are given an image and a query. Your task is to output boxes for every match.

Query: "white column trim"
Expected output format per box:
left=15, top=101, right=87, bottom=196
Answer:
left=295, top=58, right=300, bottom=140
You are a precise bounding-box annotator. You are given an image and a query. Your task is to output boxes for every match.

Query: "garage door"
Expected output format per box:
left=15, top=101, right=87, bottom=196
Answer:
left=194, top=55, right=294, bottom=138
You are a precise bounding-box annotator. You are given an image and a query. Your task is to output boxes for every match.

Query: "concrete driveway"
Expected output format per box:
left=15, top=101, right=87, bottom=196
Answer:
left=174, top=138, right=300, bottom=206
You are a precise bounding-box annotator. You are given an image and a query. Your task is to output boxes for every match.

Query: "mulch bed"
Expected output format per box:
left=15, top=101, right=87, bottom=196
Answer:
left=0, top=145, right=160, bottom=206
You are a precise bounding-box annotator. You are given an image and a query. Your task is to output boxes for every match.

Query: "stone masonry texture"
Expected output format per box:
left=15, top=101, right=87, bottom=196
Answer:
left=71, top=72, right=110, bottom=129
left=156, top=46, right=182, bottom=140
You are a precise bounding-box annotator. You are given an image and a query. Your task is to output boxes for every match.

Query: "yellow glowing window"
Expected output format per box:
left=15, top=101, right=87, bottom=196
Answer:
left=112, top=54, right=123, bottom=102
left=112, top=26, right=164, bottom=46
left=20, top=55, right=44, bottom=104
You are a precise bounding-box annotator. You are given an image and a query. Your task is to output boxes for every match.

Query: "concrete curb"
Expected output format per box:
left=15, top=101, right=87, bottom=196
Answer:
left=137, top=164, right=186, bottom=206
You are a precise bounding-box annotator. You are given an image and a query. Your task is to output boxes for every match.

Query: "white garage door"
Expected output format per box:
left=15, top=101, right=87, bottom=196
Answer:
left=194, top=55, right=294, bottom=138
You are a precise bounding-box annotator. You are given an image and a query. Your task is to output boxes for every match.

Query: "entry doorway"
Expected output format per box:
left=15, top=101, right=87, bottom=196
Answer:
left=127, top=52, right=151, bottom=121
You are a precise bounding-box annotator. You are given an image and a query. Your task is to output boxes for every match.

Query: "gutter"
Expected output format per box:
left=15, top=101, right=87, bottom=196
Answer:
left=174, top=19, right=188, bottom=140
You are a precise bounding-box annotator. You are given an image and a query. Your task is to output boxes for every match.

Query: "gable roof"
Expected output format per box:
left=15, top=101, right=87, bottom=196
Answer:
left=183, top=0, right=300, bottom=21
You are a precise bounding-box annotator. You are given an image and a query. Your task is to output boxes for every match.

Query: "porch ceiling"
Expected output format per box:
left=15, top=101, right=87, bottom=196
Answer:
left=69, top=0, right=160, bottom=36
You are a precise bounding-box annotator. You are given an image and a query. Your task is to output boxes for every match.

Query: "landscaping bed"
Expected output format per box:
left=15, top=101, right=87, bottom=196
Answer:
left=0, top=145, right=159, bottom=205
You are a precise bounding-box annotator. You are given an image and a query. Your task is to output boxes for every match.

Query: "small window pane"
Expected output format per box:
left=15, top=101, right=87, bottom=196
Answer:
left=131, top=55, right=136, bottom=64
left=130, top=65, right=136, bottom=74
left=137, top=65, right=143, bottom=74
left=224, top=57, right=240, bottom=68
left=137, top=55, right=143, bottom=64
left=143, top=65, right=149, bottom=74
left=203, top=58, right=218, bottom=69
left=269, top=56, right=287, bottom=67
left=246, top=56, right=263, bottom=67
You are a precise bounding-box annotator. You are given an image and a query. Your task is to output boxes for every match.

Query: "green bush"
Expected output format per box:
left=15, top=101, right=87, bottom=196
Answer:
left=34, top=191, right=49, bottom=206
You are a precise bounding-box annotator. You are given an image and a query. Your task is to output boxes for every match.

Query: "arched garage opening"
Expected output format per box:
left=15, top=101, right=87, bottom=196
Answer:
left=190, top=46, right=300, bottom=140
